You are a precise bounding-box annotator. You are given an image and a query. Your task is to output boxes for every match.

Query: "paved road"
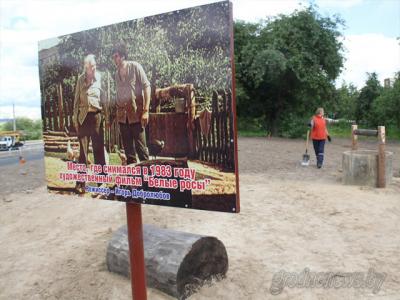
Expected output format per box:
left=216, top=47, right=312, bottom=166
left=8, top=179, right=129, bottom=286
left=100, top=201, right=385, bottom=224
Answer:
left=0, top=141, right=46, bottom=195
left=0, top=142, right=44, bottom=166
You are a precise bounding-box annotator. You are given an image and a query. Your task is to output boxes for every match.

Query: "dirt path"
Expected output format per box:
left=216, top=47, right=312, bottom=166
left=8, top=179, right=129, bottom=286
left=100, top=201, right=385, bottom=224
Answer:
left=238, top=136, right=400, bottom=182
left=0, top=137, right=399, bottom=299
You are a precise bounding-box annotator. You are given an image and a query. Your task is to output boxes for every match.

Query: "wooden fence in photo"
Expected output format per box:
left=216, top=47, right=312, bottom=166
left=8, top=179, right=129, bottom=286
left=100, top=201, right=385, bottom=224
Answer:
left=193, top=90, right=235, bottom=170
left=42, top=83, right=73, bottom=134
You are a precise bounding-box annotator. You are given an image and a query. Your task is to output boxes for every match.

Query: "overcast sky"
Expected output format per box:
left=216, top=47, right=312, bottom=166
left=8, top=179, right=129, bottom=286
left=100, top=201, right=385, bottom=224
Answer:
left=0, top=0, right=399, bottom=119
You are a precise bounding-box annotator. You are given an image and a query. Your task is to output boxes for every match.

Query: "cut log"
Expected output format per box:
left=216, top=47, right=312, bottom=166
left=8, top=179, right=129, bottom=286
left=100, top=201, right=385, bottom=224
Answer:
left=44, top=141, right=79, bottom=147
left=154, top=84, right=194, bottom=108
left=43, top=135, right=78, bottom=141
left=106, top=224, right=228, bottom=299
left=155, top=84, right=191, bottom=101
left=43, top=130, right=68, bottom=137
left=44, top=145, right=92, bottom=153
left=353, top=129, right=378, bottom=137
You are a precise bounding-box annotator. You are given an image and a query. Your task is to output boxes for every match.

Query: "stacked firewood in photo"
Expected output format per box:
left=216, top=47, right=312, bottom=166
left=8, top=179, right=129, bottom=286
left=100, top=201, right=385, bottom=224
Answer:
left=43, top=130, right=92, bottom=157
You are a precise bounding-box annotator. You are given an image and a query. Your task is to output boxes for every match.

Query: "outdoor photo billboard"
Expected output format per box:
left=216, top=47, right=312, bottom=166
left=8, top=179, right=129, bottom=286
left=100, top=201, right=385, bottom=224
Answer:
left=38, top=0, right=239, bottom=213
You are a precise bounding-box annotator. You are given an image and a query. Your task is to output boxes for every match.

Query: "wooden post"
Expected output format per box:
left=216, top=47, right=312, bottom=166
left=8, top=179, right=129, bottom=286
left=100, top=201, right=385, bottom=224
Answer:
left=46, top=98, right=51, bottom=131
left=351, top=124, right=358, bottom=150
left=58, top=83, right=64, bottom=130
left=42, top=101, right=47, bottom=130
left=68, top=86, right=74, bottom=129
left=377, top=126, right=386, bottom=188
left=52, top=96, right=59, bottom=131
left=107, top=71, right=111, bottom=151
left=186, top=84, right=196, bottom=158
left=150, top=65, right=158, bottom=113
left=155, top=85, right=161, bottom=114
left=227, top=90, right=234, bottom=170
left=126, top=203, right=147, bottom=300
left=213, top=91, right=220, bottom=165
left=222, top=92, right=228, bottom=167
left=210, top=92, right=217, bottom=164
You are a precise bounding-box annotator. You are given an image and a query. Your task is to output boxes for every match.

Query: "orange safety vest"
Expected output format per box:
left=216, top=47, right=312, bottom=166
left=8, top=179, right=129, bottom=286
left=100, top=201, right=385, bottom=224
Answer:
left=311, top=115, right=327, bottom=140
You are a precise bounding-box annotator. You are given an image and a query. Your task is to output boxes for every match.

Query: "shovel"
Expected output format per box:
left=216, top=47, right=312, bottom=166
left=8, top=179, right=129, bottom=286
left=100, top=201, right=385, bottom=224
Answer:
left=301, top=130, right=310, bottom=166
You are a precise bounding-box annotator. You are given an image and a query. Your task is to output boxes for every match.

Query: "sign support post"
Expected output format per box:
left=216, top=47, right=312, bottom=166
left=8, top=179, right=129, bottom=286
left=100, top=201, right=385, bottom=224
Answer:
left=126, top=202, right=147, bottom=300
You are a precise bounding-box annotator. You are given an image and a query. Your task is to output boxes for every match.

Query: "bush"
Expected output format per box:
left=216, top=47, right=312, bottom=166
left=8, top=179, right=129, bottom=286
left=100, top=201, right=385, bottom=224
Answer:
left=327, top=119, right=353, bottom=138
left=279, top=113, right=308, bottom=138
left=237, top=116, right=267, bottom=136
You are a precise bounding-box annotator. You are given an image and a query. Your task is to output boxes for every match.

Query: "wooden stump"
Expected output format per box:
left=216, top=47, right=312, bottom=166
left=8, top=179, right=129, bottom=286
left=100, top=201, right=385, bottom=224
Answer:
left=106, top=225, right=228, bottom=299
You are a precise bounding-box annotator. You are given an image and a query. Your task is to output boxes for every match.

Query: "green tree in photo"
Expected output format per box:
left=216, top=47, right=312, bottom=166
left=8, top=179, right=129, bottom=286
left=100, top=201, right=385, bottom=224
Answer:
left=39, top=1, right=233, bottom=115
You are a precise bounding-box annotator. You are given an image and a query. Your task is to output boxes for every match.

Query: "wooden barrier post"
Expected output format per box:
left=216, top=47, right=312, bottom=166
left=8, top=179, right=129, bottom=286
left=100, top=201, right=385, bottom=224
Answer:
left=351, top=124, right=358, bottom=150
left=377, top=126, right=386, bottom=188
left=126, top=203, right=147, bottom=300
left=352, top=125, right=386, bottom=188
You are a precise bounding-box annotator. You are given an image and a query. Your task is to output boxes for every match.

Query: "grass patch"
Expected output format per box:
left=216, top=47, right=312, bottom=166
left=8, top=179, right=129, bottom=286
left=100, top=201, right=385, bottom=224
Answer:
left=238, top=130, right=266, bottom=137
left=236, top=117, right=400, bottom=141
left=237, top=117, right=267, bottom=137
left=328, top=121, right=400, bottom=141
left=328, top=125, right=352, bottom=138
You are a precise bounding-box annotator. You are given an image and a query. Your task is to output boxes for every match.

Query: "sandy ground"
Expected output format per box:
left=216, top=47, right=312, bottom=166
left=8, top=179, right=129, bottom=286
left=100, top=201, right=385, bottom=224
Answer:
left=1, top=137, right=400, bottom=299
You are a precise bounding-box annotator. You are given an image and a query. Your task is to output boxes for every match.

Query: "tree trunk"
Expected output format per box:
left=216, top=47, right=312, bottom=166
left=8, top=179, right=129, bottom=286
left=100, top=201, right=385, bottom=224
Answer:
left=106, top=224, right=228, bottom=299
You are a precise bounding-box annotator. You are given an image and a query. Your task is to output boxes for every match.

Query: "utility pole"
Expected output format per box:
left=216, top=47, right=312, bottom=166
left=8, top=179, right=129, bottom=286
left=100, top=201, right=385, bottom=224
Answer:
left=13, top=103, right=16, bottom=131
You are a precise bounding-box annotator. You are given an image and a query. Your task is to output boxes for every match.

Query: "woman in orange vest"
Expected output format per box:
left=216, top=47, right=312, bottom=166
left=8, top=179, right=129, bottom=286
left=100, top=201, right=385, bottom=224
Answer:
left=309, top=107, right=331, bottom=168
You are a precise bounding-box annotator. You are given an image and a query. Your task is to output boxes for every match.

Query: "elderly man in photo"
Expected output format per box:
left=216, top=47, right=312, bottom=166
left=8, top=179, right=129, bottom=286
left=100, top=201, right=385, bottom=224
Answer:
left=73, top=54, right=107, bottom=193
left=111, top=43, right=151, bottom=165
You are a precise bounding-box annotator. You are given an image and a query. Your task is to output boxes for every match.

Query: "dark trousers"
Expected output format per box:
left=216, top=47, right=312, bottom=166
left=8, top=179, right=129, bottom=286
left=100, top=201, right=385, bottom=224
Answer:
left=77, top=112, right=105, bottom=168
left=312, top=139, right=326, bottom=166
left=119, top=122, right=149, bottom=164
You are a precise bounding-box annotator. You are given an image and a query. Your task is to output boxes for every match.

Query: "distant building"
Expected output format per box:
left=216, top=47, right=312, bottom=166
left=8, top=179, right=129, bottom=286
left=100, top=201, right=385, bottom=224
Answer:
left=384, top=78, right=394, bottom=88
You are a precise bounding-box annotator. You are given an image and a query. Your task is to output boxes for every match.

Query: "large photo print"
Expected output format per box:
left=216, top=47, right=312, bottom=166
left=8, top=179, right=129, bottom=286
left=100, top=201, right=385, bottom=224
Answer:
left=38, top=1, right=239, bottom=212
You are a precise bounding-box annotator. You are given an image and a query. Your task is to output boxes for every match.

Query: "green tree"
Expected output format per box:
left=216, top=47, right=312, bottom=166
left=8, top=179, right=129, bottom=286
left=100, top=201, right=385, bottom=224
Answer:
left=334, top=82, right=358, bottom=120
left=371, top=72, right=400, bottom=129
left=235, top=6, right=344, bottom=136
left=355, top=72, right=382, bottom=125
left=234, top=21, right=263, bottom=119
left=2, top=117, right=42, bottom=140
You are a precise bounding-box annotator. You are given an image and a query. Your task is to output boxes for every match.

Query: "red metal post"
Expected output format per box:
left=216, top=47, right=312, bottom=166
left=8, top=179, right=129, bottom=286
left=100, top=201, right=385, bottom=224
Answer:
left=377, top=126, right=386, bottom=188
left=126, top=202, right=147, bottom=300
